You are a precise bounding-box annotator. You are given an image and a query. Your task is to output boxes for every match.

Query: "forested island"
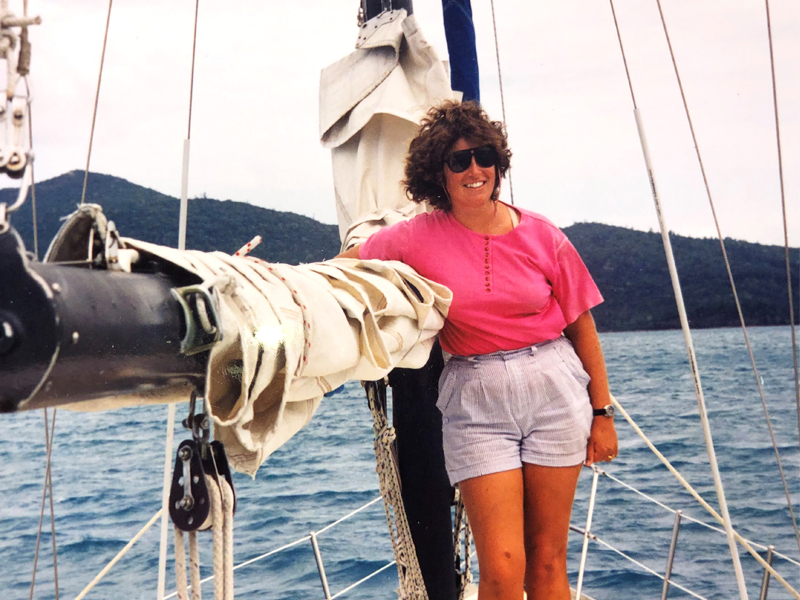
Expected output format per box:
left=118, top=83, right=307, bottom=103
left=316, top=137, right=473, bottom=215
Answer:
left=6, top=171, right=798, bottom=333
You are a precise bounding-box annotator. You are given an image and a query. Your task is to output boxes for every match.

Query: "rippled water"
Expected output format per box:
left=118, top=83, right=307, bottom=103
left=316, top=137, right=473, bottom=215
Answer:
left=2, top=327, right=799, bottom=599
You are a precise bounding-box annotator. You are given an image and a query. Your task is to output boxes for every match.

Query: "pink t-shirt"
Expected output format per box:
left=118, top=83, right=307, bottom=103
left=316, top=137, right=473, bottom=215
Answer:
left=360, top=205, right=603, bottom=356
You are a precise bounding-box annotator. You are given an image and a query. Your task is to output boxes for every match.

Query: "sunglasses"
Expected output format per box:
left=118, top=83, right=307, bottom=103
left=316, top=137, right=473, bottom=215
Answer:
left=445, top=145, right=498, bottom=173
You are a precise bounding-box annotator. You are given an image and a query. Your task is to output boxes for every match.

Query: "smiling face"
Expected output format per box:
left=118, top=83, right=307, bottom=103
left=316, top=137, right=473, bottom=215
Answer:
left=443, top=138, right=497, bottom=211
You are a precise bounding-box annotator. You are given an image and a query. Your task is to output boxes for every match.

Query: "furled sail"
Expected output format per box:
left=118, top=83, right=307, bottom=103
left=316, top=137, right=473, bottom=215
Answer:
left=1, top=205, right=450, bottom=475
left=319, top=9, right=456, bottom=246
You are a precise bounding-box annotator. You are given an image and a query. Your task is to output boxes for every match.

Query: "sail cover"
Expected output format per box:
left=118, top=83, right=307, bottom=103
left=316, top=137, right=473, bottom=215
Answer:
left=58, top=228, right=450, bottom=476
left=319, top=9, right=456, bottom=245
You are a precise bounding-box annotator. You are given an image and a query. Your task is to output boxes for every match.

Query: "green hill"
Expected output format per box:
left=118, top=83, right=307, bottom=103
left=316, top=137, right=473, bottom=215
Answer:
left=4, top=171, right=798, bottom=332
left=565, top=222, right=799, bottom=331
left=4, top=171, right=341, bottom=264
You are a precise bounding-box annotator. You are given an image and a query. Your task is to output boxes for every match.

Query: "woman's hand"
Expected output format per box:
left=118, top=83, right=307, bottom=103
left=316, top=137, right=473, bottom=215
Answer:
left=563, top=310, right=619, bottom=466
left=585, top=414, right=618, bottom=466
left=334, top=244, right=361, bottom=259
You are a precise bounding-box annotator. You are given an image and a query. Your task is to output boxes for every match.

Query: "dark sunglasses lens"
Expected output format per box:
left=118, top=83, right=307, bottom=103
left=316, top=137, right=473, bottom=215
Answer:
left=447, top=150, right=473, bottom=173
left=473, top=146, right=497, bottom=168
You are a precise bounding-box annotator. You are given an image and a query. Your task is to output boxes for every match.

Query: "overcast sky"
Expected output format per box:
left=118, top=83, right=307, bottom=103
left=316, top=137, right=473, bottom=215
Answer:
left=12, top=0, right=800, bottom=246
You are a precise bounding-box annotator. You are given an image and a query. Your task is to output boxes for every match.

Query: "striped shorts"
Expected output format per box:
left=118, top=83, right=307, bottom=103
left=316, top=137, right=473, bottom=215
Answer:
left=437, top=336, right=593, bottom=485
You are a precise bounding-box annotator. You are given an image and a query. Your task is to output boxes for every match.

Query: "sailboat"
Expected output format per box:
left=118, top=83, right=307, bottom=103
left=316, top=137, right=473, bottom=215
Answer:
left=1, top=0, right=800, bottom=596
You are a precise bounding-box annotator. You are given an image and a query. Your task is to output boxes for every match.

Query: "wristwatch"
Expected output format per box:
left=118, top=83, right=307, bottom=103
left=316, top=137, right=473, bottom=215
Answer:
left=592, top=404, right=615, bottom=418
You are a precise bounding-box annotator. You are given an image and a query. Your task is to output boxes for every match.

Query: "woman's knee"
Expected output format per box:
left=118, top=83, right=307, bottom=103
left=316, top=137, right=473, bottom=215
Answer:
left=525, top=537, right=568, bottom=579
left=480, top=547, right=526, bottom=588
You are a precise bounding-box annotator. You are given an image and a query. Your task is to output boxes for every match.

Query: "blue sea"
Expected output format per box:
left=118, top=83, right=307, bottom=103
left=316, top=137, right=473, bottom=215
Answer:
left=2, top=326, right=800, bottom=600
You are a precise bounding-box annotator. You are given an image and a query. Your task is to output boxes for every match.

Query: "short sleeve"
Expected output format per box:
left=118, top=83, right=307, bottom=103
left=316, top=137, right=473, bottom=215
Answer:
left=551, top=236, right=603, bottom=324
left=360, top=220, right=413, bottom=262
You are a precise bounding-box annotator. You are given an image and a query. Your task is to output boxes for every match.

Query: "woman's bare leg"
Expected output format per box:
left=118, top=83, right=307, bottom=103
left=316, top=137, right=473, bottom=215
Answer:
left=459, top=468, right=525, bottom=600
left=522, top=463, right=583, bottom=600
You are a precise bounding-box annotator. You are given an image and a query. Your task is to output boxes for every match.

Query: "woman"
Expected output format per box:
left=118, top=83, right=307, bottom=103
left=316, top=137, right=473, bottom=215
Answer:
left=339, top=101, right=617, bottom=600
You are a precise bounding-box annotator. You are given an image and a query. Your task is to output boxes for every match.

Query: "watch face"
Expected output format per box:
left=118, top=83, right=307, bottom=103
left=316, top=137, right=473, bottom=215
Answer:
left=594, top=405, right=615, bottom=418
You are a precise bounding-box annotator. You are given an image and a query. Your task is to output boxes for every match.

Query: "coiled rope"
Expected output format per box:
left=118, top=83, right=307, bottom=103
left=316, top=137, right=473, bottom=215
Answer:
left=364, top=380, right=428, bottom=600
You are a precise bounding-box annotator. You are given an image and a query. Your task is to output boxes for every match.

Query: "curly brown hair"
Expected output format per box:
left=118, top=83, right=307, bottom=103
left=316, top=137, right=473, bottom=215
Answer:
left=403, top=100, right=512, bottom=210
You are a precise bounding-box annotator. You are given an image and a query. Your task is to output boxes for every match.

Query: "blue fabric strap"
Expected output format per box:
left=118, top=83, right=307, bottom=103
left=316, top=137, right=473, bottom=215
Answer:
left=441, top=0, right=480, bottom=102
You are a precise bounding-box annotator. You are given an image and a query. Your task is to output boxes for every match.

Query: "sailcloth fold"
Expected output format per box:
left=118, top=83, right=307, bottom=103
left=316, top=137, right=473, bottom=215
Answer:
left=122, top=240, right=451, bottom=476
left=319, top=10, right=456, bottom=244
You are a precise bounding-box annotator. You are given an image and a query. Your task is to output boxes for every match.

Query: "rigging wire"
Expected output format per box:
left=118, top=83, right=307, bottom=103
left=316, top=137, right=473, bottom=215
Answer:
left=488, top=0, right=513, bottom=205
left=653, top=0, right=800, bottom=558
left=80, top=0, right=113, bottom=206
left=613, top=397, right=800, bottom=599
left=23, top=77, right=38, bottom=258
left=158, top=3, right=201, bottom=598
left=763, top=0, right=800, bottom=481
left=606, top=2, right=749, bottom=598
left=28, top=408, right=58, bottom=600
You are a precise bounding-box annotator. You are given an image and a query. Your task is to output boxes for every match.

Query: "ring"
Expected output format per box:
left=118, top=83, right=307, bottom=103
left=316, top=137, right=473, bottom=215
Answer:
left=607, top=455, right=615, bottom=461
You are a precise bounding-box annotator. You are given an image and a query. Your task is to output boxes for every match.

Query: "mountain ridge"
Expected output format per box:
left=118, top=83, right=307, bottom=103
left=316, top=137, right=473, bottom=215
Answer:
left=4, top=171, right=797, bottom=332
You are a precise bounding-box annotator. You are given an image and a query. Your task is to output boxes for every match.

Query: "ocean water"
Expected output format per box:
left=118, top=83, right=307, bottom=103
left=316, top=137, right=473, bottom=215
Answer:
left=2, top=326, right=799, bottom=600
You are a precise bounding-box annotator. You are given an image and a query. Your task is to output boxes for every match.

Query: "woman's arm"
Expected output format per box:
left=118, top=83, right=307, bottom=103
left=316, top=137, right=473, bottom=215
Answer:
left=335, top=244, right=362, bottom=259
left=563, top=310, right=618, bottom=465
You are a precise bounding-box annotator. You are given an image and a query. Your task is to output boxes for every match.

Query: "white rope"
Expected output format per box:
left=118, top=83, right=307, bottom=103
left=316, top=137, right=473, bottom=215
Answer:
left=73, top=510, right=163, bottom=600
left=188, top=531, right=202, bottom=600
left=157, top=404, right=179, bottom=600
left=206, top=475, right=224, bottom=600
left=612, top=397, right=800, bottom=599
left=174, top=528, right=189, bottom=600
left=221, top=479, right=235, bottom=600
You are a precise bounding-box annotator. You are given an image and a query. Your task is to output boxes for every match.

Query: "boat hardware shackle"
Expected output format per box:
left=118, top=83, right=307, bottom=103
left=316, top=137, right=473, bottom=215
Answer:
left=182, top=390, right=210, bottom=445
left=171, top=278, right=225, bottom=356
left=0, top=3, right=40, bottom=233
left=0, top=158, right=32, bottom=233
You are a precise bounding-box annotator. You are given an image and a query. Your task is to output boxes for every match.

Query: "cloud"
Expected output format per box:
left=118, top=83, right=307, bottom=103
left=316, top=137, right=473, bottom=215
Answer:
left=11, top=0, right=800, bottom=245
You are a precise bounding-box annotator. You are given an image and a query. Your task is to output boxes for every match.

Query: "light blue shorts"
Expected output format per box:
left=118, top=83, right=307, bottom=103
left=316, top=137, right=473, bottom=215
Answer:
left=437, top=337, right=593, bottom=485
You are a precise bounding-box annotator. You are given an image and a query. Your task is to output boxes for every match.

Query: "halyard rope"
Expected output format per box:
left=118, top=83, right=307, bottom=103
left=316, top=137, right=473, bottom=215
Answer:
left=654, top=0, right=800, bottom=559
left=173, top=476, right=235, bottom=600
left=612, top=396, right=800, bottom=599
left=80, top=0, right=113, bottom=206
left=607, top=2, right=748, bottom=596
